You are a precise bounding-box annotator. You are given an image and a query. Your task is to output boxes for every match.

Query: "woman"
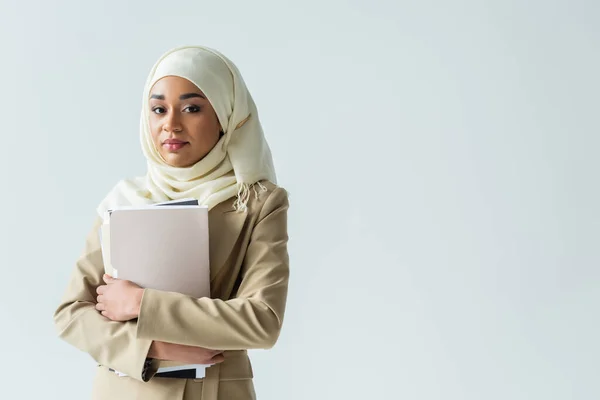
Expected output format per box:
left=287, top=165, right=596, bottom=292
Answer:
left=53, top=45, right=290, bottom=400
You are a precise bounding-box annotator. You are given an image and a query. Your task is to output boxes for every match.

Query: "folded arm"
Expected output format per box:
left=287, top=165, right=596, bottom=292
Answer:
left=53, top=217, right=157, bottom=381
left=136, top=187, right=290, bottom=350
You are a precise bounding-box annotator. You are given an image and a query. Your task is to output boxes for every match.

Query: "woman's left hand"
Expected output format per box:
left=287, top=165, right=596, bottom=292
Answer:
left=96, top=274, right=144, bottom=322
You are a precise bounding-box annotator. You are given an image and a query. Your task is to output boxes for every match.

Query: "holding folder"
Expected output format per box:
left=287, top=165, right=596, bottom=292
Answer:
left=99, top=198, right=212, bottom=378
left=100, top=198, right=210, bottom=297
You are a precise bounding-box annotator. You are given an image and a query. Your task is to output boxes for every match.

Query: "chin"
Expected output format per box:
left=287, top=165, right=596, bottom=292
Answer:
left=161, top=153, right=203, bottom=168
left=167, top=159, right=195, bottom=168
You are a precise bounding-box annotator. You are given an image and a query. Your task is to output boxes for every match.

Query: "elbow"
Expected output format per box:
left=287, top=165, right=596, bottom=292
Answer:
left=255, top=311, right=283, bottom=349
left=253, top=331, right=279, bottom=350
left=256, top=330, right=278, bottom=350
left=52, top=300, right=89, bottom=338
left=263, top=330, right=280, bottom=349
left=53, top=303, right=69, bottom=335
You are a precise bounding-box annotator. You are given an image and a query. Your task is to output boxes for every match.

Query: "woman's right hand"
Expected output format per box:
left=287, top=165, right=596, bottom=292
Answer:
left=148, top=340, right=225, bottom=365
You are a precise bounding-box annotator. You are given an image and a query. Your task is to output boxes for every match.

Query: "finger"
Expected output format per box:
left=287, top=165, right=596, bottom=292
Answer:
left=96, top=285, right=105, bottom=295
left=101, top=311, right=109, bottom=319
left=95, top=302, right=105, bottom=311
left=210, top=354, right=225, bottom=364
left=103, top=274, right=114, bottom=284
left=97, top=295, right=104, bottom=303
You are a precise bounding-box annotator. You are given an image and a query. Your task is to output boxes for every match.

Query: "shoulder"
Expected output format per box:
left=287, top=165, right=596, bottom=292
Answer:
left=97, top=176, right=149, bottom=216
left=246, top=180, right=289, bottom=220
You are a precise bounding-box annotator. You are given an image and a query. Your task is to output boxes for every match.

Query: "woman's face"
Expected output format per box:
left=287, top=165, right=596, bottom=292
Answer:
left=148, top=76, right=222, bottom=168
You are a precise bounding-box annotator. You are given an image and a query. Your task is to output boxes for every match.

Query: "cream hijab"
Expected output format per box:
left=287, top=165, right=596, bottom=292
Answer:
left=97, top=45, right=277, bottom=216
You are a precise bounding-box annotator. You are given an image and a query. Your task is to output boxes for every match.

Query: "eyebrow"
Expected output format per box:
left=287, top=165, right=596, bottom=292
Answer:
left=150, top=93, right=206, bottom=100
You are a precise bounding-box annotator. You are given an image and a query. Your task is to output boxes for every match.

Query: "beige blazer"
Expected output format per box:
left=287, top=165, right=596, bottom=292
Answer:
left=53, top=181, right=290, bottom=400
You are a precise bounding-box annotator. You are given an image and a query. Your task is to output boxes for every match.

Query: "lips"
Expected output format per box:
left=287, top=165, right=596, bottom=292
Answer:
left=163, top=139, right=188, bottom=151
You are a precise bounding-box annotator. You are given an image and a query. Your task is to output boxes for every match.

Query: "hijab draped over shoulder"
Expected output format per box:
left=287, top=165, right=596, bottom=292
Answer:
left=97, top=45, right=277, bottom=216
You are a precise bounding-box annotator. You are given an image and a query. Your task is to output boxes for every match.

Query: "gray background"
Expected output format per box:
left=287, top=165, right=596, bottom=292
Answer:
left=0, top=0, right=598, bottom=399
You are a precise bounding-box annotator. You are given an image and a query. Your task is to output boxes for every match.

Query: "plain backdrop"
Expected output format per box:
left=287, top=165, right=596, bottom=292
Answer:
left=0, top=0, right=598, bottom=399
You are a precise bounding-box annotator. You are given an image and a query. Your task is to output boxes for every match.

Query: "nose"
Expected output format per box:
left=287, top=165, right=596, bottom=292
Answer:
left=163, top=111, right=182, bottom=133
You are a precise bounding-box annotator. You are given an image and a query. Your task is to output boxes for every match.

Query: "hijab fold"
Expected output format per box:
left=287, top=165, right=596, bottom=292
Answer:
left=97, top=45, right=277, bottom=216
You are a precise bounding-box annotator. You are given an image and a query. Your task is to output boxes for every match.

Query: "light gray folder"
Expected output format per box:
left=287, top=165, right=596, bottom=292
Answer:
left=107, top=205, right=210, bottom=299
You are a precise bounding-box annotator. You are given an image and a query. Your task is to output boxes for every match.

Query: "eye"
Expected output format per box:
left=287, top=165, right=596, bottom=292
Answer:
left=152, top=106, right=166, bottom=114
left=184, top=105, right=201, bottom=113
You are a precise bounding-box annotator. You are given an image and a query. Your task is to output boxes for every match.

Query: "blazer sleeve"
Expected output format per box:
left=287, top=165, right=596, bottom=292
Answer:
left=53, top=216, right=158, bottom=382
left=135, top=187, right=290, bottom=350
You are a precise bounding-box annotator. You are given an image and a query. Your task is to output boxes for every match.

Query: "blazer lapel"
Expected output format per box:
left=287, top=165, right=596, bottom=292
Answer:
left=208, top=203, right=248, bottom=281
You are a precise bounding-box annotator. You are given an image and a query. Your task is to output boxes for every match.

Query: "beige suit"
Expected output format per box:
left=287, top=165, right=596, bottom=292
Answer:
left=53, top=181, right=289, bottom=400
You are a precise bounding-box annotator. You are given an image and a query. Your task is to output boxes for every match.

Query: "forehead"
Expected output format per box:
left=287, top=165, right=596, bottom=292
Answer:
left=150, top=76, right=203, bottom=95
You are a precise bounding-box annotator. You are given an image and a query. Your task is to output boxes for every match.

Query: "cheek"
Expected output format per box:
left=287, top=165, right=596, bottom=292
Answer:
left=148, top=118, right=162, bottom=140
left=188, top=118, right=219, bottom=143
